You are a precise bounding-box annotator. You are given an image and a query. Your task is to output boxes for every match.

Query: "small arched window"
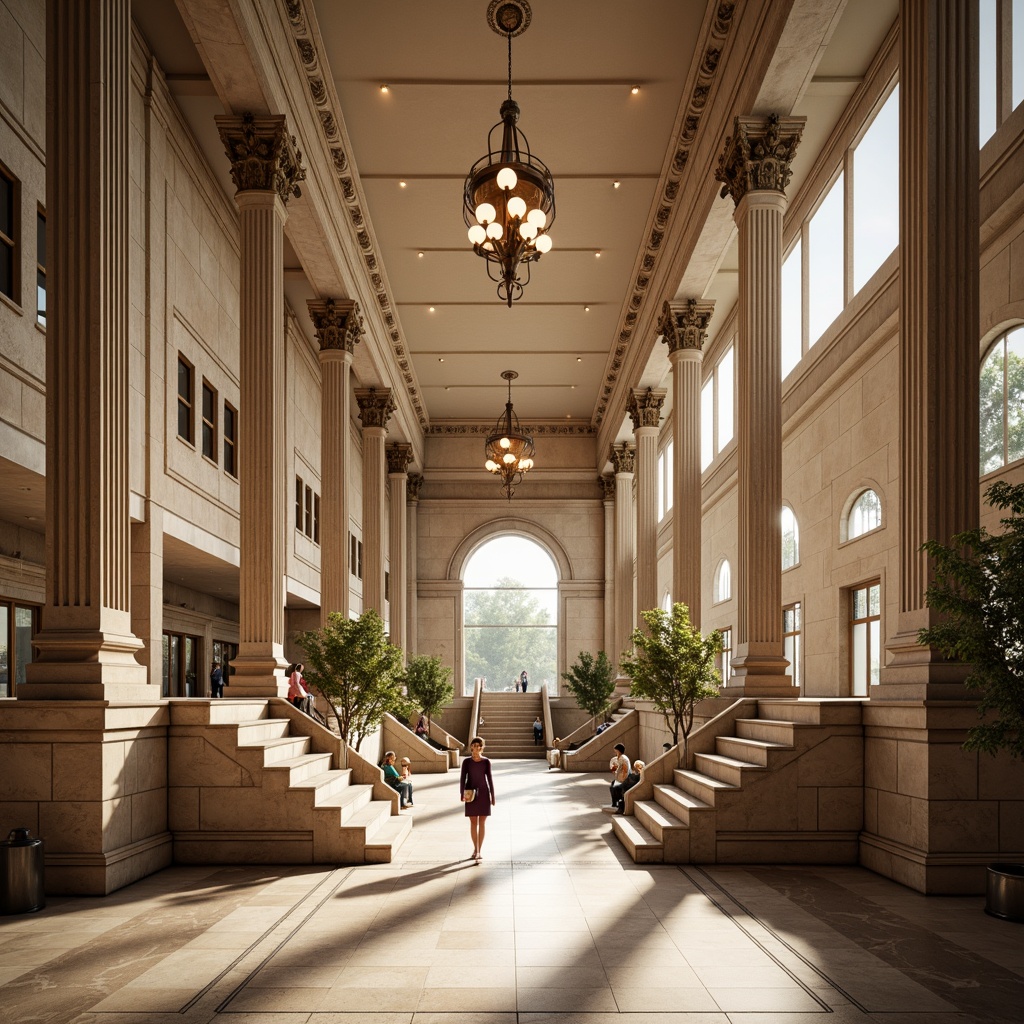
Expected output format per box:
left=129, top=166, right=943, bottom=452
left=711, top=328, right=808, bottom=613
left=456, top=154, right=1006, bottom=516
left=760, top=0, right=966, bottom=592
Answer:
left=661, top=590, right=672, bottom=613
left=980, top=326, right=1024, bottom=474
left=848, top=489, right=882, bottom=539
left=781, top=506, right=799, bottom=570
left=714, top=559, right=732, bottom=603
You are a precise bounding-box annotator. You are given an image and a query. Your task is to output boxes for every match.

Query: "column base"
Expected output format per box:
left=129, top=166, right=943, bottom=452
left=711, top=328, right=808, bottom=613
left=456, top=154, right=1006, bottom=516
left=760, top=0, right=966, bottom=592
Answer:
left=728, top=648, right=797, bottom=698
left=721, top=679, right=800, bottom=698
left=228, top=652, right=290, bottom=698
left=880, top=626, right=972, bottom=701
left=24, top=627, right=150, bottom=699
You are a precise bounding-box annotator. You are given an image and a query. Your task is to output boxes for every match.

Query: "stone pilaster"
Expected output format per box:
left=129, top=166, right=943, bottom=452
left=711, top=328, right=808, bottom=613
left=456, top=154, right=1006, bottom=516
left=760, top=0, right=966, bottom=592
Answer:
left=609, top=443, right=636, bottom=671
left=881, top=0, right=979, bottom=699
left=600, top=474, right=615, bottom=656
left=660, top=299, right=715, bottom=626
left=215, top=113, right=304, bottom=696
left=628, top=388, right=666, bottom=622
left=406, top=473, right=424, bottom=655
left=130, top=503, right=164, bottom=687
left=715, top=114, right=804, bottom=697
left=309, top=298, right=362, bottom=624
left=356, top=388, right=396, bottom=617
left=24, top=0, right=148, bottom=698
left=386, top=443, right=413, bottom=654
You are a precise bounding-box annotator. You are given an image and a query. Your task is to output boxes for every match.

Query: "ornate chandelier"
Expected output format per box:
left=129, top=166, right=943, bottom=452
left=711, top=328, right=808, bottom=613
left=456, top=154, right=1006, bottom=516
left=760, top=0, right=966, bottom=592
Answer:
left=464, top=0, right=555, bottom=307
left=484, top=370, right=535, bottom=500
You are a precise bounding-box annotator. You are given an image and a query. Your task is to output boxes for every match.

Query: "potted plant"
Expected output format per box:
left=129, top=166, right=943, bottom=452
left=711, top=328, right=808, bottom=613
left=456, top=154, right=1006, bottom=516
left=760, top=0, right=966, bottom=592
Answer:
left=562, top=650, right=616, bottom=735
left=621, top=603, right=722, bottom=763
left=919, top=480, right=1024, bottom=919
left=294, top=609, right=412, bottom=751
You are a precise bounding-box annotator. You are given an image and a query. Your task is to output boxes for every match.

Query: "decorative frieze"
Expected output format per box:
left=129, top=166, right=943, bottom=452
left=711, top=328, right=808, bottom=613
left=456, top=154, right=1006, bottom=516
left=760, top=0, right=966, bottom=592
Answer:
left=386, top=442, right=413, bottom=475
left=355, top=387, right=396, bottom=429
left=627, top=388, right=666, bottom=431
left=659, top=298, right=716, bottom=354
left=215, top=113, right=306, bottom=201
left=609, top=442, right=636, bottom=475
left=714, top=114, right=805, bottom=207
left=425, top=422, right=596, bottom=436
left=307, top=298, right=363, bottom=353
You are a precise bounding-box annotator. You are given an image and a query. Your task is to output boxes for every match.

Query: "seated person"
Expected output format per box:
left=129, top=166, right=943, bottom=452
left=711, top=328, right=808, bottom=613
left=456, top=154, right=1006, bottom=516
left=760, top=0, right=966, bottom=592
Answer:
left=616, top=760, right=645, bottom=814
left=382, top=750, right=414, bottom=808
left=415, top=712, right=428, bottom=737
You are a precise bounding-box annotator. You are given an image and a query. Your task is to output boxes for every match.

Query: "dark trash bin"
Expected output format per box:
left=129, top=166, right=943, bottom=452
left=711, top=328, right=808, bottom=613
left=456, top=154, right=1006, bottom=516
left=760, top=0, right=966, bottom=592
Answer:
left=0, top=828, right=45, bottom=914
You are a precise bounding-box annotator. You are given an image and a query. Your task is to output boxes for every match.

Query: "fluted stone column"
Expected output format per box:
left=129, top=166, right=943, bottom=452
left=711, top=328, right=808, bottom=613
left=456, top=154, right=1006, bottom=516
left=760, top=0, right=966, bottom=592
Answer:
left=216, top=113, right=304, bottom=696
left=715, top=114, right=804, bottom=697
left=407, top=473, right=424, bottom=655
left=628, top=389, right=666, bottom=622
left=357, top=388, right=396, bottom=617
left=24, top=0, right=148, bottom=698
left=309, top=298, right=362, bottom=625
left=387, top=443, right=413, bottom=653
left=882, top=0, right=979, bottom=699
left=660, top=299, right=715, bottom=625
left=600, top=475, right=615, bottom=655
left=610, top=443, right=636, bottom=671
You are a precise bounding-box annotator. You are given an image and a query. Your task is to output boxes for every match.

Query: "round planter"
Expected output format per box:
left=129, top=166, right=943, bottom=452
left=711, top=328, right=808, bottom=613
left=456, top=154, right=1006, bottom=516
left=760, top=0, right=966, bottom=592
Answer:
left=985, top=863, right=1024, bottom=922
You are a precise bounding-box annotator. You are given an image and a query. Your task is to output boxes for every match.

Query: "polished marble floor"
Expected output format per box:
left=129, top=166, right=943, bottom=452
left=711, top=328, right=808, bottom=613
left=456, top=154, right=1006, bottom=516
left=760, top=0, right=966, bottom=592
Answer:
left=1, top=759, right=1021, bottom=1024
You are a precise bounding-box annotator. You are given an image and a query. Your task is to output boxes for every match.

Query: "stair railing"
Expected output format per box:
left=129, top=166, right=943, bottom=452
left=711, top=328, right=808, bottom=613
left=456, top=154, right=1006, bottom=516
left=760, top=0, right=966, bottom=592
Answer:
left=540, top=684, right=553, bottom=750
left=468, top=676, right=483, bottom=745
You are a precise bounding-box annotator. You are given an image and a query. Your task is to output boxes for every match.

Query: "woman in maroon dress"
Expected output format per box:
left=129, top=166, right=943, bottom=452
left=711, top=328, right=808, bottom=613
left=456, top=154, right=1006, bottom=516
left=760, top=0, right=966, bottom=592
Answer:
left=460, top=737, right=495, bottom=861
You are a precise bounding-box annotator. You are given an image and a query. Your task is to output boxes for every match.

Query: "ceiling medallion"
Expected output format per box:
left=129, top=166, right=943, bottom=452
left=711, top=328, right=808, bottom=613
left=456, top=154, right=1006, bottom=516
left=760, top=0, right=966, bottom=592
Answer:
left=464, top=0, right=555, bottom=306
left=484, top=371, right=535, bottom=500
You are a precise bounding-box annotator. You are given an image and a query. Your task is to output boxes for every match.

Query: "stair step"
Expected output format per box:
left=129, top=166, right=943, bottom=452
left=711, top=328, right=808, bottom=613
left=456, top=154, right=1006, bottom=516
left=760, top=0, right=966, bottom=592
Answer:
left=610, top=814, right=663, bottom=863
left=652, top=783, right=712, bottom=824
left=674, top=768, right=738, bottom=804
left=265, top=752, right=334, bottom=787
left=240, top=735, right=311, bottom=765
left=694, top=752, right=763, bottom=786
left=364, top=812, right=413, bottom=863
left=735, top=718, right=798, bottom=744
left=297, top=769, right=358, bottom=805
left=236, top=719, right=292, bottom=743
left=716, top=735, right=791, bottom=766
left=634, top=799, right=685, bottom=839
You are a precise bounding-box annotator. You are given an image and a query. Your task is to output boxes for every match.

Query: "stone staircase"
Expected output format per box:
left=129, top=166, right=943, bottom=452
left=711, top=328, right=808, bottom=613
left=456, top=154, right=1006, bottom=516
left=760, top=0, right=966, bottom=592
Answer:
left=478, top=692, right=545, bottom=758
left=611, top=700, right=863, bottom=864
left=169, top=699, right=411, bottom=864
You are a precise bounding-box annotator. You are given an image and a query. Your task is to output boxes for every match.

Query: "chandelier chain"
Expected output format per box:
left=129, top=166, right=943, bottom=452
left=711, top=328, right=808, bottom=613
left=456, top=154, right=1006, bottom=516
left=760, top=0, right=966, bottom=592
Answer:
left=507, top=31, right=513, bottom=102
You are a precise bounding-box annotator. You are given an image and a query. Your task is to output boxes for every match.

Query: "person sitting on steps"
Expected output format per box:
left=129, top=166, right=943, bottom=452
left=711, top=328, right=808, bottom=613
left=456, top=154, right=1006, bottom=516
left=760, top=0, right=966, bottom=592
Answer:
left=382, top=750, right=413, bottom=808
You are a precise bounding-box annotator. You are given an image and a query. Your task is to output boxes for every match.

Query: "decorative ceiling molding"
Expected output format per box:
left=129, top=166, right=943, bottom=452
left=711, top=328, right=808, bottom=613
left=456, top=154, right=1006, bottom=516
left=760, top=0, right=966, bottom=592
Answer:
left=284, top=0, right=428, bottom=429
left=594, top=1, right=736, bottom=426
left=426, top=423, right=597, bottom=436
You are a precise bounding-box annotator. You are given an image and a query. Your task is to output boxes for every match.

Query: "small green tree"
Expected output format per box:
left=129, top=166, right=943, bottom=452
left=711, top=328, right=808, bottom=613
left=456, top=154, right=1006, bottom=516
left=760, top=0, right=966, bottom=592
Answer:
left=403, top=654, right=454, bottom=730
left=621, top=603, right=722, bottom=759
left=918, top=480, right=1024, bottom=759
left=562, top=650, right=616, bottom=732
left=294, top=609, right=412, bottom=750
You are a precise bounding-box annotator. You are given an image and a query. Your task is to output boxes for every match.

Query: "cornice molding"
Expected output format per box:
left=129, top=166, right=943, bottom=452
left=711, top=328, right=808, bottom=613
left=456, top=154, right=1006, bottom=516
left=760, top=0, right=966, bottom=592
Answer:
left=594, top=1, right=736, bottom=427
left=424, top=422, right=597, bottom=436
left=284, top=0, right=427, bottom=428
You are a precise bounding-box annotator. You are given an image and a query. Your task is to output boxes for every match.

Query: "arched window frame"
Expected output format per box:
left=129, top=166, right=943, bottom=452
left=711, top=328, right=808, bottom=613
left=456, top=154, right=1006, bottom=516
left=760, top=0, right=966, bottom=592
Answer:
left=713, top=558, right=732, bottom=604
left=781, top=504, right=800, bottom=571
left=842, top=488, right=884, bottom=542
left=979, top=325, right=1024, bottom=476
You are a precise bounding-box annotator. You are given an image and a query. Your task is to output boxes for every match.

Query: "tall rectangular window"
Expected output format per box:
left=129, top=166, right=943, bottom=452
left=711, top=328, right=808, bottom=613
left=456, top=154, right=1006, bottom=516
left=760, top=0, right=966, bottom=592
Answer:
left=657, top=442, right=674, bottom=520
left=313, top=493, right=321, bottom=545
left=295, top=477, right=304, bottom=529
left=783, top=603, right=802, bottom=690
left=223, top=402, right=237, bottom=477
left=700, top=379, right=714, bottom=471
left=717, top=347, right=734, bottom=448
left=201, top=381, right=216, bottom=461
left=850, top=581, right=881, bottom=696
left=177, top=356, right=194, bottom=443
left=717, top=627, right=732, bottom=684
left=0, top=166, right=15, bottom=302
left=304, top=484, right=313, bottom=536
left=808, top=172, right=845, bottom=346
left=36, top=208, right=45, bottom=327
left=781, top=239, right=802, bottom=378
left=979, top=0, right=1024, bottom=144
left=853, top=86, right=899, bottom=292
left=981, top=0, right=998, bottom=144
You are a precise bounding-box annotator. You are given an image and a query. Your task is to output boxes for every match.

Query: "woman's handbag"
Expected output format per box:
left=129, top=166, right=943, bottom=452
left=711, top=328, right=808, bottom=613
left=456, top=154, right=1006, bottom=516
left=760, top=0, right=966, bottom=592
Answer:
left=463, top=788, right=477, bottom=803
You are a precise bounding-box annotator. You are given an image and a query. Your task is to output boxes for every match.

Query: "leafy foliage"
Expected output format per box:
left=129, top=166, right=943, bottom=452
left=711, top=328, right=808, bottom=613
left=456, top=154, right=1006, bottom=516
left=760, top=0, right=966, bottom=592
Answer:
left=562, top=650, right=616, bottom=730
left=403, top=654, right=454, bottom=729
left=919, top=480, right=1024, bottom=759
left=463, top=577, right=556, bottom=692
left=621, top=603, right=722, bottom=757
left=294, top=610, right=412, bottom=750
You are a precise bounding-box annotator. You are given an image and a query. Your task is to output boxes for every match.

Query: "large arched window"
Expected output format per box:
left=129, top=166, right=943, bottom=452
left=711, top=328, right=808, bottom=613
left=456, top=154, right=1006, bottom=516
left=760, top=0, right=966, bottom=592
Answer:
left=980, top=327, right=1024, bottom=474
left=462, top=536, right=558, bottom=696
left=848, top=489, right=882, bottom=540
left=781, top=505, right=799, bottom=570
left=713, top=559, right=731, bottom=603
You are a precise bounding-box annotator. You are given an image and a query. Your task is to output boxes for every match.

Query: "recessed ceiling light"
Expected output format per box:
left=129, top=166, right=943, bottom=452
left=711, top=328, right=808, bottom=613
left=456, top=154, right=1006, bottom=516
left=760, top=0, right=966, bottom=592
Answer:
left=577, top=357, right=582, bottom=362
left=428, top=306, right=435, bottom=312
left=595, top=251, right=601, bottom=258
left=445, top=386, right=451, bottom=391
left=380, top=84, right=389, bottom=93
left=417, top=251, right=424, bottom=258
left=571, top=385, right=576, bottom=389
left=613, top=180, right=621, bottom=188
left=630, top=85, right=640, bottom=95
left=399, top=180, right=407, bottom=188
left=438, top=357, right=444, bottom=362
left=584, top=306, right=590, bottom=312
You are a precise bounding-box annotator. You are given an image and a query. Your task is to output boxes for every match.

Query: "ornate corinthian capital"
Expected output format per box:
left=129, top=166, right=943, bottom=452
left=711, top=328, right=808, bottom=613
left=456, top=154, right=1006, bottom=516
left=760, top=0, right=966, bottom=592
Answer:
left=386, top=442, right=413, bottom=475
left=355, top=387, right=396, bottom=429
left=659, top=298, right=716, bottom=354
left=215, top=113, right=306, bottom=202
left=407, top=473, right=424, bottom=501
left=599, top=474, right=616, bottom=500
left=609, top=442, right=636, bottom=475
left=627, top=388, right=666, bottom=431
left=308, top=298, right=363, bottom=353
left=714, top=113, right=805, bottom=206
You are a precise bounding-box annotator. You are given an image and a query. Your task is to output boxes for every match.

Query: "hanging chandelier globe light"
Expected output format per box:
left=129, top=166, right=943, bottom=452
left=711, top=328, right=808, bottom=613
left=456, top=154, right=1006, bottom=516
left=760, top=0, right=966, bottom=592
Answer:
left=484, top=370, right=535, bottom=500
left=464, top=0, right=555, bottom=307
